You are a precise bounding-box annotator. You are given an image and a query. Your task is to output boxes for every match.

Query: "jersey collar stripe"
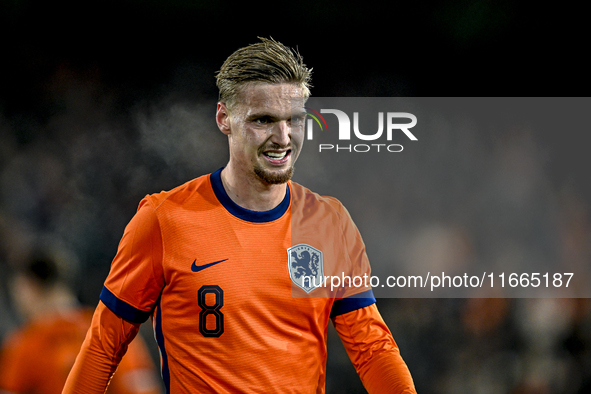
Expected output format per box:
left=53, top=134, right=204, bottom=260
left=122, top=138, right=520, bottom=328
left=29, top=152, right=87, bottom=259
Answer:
left=209, top=167, right=290, bottom=223
left=99, top=286, right=152, bottom=324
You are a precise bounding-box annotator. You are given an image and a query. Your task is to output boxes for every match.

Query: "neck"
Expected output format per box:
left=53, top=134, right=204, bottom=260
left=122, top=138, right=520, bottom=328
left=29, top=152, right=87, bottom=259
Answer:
left=220, top=165, right=287, bottom=211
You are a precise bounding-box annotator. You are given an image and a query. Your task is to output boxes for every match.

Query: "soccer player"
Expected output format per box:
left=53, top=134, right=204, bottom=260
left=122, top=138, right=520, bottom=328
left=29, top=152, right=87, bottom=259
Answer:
left=0, top=247, right=162, bottom=394
left=63, top=37, right=416, bottom=393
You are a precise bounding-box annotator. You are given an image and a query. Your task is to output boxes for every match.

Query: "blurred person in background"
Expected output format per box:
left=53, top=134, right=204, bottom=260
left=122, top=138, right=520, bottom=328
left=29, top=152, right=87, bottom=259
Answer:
left=0, top=246, right=162, bottom=394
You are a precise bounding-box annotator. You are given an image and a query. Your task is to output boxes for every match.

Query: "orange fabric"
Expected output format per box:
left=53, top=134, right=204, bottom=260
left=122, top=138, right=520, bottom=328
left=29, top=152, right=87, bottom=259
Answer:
left=332, top=304, right=416, bottom=394
left=63, top=171, right=404, bottom=393
left=0, top=306, right=160, bottom=394
left=101, top=175, right=348, bottom=393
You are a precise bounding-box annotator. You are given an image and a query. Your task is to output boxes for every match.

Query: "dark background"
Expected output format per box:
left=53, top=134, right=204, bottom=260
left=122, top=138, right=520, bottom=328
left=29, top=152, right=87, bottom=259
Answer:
left=1, top=1, right=590, bottom=393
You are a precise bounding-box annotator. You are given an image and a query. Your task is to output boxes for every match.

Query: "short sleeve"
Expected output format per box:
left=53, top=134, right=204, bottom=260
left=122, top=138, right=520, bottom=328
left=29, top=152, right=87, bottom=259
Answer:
left=101, top=198, right=165, bottom=323
left=338, top=201, right=373, bottom=295
left=331, top=200, right=376, bottom=315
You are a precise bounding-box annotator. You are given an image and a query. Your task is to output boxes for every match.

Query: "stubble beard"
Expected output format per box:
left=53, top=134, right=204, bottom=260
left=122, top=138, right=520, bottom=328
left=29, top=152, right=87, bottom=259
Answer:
left=253, top=142, right=297, bottom=184
left=253, top=164, right=295, bottom=185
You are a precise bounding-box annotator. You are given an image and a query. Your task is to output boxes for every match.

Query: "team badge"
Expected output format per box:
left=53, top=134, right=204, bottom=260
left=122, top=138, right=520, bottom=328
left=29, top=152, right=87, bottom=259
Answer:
left=287, top=244, right=324, bottom=293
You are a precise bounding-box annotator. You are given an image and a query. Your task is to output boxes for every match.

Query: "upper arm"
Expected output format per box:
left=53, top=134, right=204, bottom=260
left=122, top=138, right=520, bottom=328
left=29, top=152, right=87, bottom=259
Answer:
left=101, top=199, right=165, bottom=323
left=62, top=302, right=142, bottom=394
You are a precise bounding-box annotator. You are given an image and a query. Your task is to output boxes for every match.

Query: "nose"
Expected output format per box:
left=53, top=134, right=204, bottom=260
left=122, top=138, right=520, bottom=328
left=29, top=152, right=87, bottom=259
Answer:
left=270, top=120, right=291, bottom=147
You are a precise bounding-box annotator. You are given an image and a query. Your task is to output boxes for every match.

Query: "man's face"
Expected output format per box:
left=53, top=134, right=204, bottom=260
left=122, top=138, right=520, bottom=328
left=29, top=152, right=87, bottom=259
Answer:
left=220, top=82, right=306, bottom=185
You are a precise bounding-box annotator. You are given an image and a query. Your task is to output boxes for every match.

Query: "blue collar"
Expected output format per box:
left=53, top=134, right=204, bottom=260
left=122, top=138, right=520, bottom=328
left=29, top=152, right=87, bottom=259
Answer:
left=210, top=168, right=290, bottom=223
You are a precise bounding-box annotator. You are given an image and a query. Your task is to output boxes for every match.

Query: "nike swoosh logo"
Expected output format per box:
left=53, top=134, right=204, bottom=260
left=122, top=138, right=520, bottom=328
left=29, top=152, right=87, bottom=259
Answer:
left=191, top=259, right=228, bottom=272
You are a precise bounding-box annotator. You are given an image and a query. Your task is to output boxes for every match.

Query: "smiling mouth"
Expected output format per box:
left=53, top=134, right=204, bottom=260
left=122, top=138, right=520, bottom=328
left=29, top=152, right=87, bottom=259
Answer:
left=262, top=149, right=291, bottom=163
left=264, top=151, right=289, bottom=159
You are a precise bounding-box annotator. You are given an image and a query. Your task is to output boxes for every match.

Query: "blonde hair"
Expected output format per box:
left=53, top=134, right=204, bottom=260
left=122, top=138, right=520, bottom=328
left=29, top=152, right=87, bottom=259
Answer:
left=216, top=37, right=312, bottom=109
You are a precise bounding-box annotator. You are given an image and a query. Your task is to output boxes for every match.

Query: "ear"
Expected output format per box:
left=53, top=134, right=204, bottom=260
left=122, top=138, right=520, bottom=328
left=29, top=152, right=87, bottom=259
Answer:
left=216, top=102, right=231, bottom=136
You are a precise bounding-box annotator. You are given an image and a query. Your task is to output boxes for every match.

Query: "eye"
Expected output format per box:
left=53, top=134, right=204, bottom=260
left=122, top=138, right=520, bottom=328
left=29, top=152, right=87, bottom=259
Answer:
left=290, top=115, right=306, bottom=127
left=253, top=116, right=271, bottom=125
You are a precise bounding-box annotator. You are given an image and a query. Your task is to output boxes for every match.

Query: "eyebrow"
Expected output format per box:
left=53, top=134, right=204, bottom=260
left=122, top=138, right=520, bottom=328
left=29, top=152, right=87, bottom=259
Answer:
left=246, top=111, right=305, bottom=121
left=247, top=113, right=276, bottom=120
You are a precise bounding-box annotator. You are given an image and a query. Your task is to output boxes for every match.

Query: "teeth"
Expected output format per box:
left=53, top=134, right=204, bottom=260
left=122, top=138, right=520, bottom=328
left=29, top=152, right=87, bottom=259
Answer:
left=266, top=152, right=287, bottom=159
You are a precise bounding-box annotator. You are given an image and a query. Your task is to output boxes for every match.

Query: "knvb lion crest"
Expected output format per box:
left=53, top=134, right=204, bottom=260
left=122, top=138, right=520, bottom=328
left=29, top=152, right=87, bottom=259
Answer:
left=288, top=244, right=324, bottom=293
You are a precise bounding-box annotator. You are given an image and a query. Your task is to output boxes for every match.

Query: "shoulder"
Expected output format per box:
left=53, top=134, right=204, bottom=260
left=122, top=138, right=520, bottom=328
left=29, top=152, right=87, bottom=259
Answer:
left=140, top=173, right=214, bottom=212
left=290, top=182, right=354, bottom=232
left=0, top=327, right=29, bottom=354
left=289, top=181, right=353, bottom=225
left=26, top=310, right=92, bottom=338
left=0, top=316, right=50, bottom=355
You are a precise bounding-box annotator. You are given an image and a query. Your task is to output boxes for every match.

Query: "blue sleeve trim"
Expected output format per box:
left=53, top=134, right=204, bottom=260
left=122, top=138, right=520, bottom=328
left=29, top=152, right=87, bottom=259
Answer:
left=330, top=289, right=376, bottom=318
left=100, top=286, right=152, bottom=324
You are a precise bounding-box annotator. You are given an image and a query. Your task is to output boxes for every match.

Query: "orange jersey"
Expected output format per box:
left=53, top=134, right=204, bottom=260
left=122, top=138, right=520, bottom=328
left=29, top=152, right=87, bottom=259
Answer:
left=99, top=168, right=377, bottom=393
left=0, top=308, right=161, bottom=394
